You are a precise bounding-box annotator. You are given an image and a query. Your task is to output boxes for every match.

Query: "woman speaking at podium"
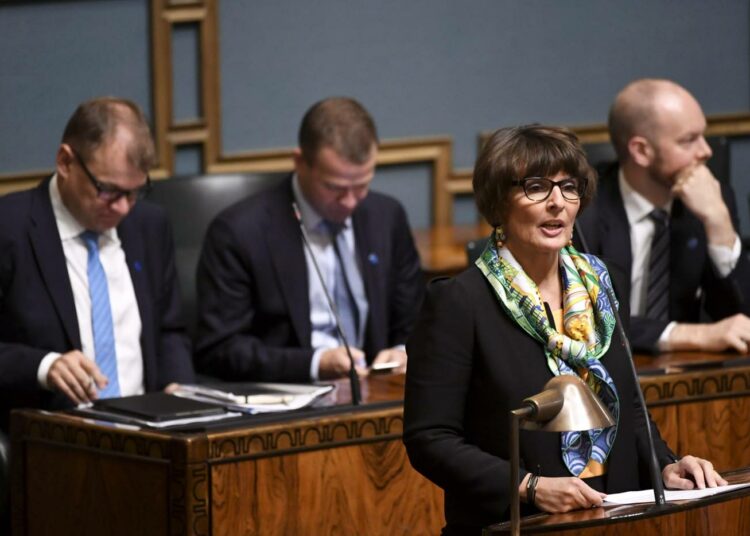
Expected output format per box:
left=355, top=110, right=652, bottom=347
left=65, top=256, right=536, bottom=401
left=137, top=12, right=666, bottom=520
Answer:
left=403, top=125, right=725, bottom=535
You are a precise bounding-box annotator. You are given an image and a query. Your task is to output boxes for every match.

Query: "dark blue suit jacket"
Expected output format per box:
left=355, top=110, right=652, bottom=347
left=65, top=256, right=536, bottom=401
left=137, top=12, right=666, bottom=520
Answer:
left=575, top=163, right=750, bottom=353
left=0, top=178, right=194, bottom=430
left=194, top=176, right=425, bottom=382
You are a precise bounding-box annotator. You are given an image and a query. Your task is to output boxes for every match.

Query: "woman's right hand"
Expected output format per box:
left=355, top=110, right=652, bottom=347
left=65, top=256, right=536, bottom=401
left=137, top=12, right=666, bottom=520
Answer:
left=530, top=476, right=606, bottom=513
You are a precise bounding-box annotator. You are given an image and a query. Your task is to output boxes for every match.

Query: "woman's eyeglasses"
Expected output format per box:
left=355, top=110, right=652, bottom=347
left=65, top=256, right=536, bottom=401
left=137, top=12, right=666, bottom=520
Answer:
left=511, top=176, right=586, bottom=202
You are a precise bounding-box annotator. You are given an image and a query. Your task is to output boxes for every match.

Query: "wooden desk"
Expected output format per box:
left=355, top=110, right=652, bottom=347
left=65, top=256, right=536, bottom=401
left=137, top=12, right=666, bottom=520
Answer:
left=485, top=466, right=750, bottom=534
left=11, top=374, right=443, bottom=536
left=636, top=352, right=750, bottom=471
left=412, top=223, right=488, bottom=277
left=11, top=354, right=750, bottom=535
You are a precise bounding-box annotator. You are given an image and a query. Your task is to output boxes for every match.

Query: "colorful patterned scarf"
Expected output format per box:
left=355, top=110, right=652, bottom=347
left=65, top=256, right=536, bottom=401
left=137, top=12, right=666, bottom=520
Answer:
left=476, top=235, right=620, bottom=476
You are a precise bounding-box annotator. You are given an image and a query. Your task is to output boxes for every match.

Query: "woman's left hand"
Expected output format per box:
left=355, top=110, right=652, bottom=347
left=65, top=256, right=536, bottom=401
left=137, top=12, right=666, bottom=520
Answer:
left=662, top=455, right=728, bottom=490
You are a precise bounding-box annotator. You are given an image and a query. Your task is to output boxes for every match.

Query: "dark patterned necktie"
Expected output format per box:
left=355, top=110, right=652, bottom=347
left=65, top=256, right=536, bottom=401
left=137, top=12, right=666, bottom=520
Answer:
left=645, top=209, right=670, bottom=321
left=324, top=222, right=360, bottom=347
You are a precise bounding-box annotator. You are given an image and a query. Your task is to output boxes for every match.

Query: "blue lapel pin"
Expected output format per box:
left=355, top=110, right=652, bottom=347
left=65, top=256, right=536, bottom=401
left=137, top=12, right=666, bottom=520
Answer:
left=133, top=260, right=143, bottom=272
left=368, top=253, right=379, bottom=265
left=687, top=237, right=698, bottom=250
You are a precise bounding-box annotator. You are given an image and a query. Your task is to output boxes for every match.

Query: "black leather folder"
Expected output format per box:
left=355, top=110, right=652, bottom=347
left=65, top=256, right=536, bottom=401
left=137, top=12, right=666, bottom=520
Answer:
left=92, top=392, right=226, bottom=422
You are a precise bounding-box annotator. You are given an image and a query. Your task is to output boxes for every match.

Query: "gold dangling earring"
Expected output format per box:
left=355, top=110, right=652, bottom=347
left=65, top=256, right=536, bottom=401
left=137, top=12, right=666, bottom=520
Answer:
left=568, top=228, right=574, bottom=248
left=495, top=225, right=507, bottom=248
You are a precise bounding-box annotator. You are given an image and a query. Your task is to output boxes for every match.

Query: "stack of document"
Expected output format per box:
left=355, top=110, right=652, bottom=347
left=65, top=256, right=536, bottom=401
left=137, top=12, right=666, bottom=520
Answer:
left=173, top=382, right=335, bottom=413
left=76, top=392, right=242, bottom=428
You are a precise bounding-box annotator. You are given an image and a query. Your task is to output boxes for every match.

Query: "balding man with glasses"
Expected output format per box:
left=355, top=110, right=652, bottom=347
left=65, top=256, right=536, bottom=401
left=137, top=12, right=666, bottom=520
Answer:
left=0, top=97, right=194, bottom=431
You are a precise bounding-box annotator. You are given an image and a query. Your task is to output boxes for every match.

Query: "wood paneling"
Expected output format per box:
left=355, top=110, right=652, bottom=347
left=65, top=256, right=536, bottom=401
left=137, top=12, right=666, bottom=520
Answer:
left=11, top=357, right=750, bottom=535
left=11, top=375, right=443, bottom=536
left=211, top=440, right=442, bottom=536
left=25, top=442, right=170, bottom=535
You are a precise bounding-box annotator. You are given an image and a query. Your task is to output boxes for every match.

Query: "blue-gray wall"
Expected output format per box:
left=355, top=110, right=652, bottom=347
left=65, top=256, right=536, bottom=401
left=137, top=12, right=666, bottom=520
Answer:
left=2, top=0, right=749, bottom=230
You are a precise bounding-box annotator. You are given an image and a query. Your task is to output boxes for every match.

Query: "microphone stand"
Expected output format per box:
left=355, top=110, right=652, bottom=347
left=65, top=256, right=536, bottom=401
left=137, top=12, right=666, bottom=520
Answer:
left=574, top=221, right=668, bottom=507
left=292, top=203, right=362, bottom=406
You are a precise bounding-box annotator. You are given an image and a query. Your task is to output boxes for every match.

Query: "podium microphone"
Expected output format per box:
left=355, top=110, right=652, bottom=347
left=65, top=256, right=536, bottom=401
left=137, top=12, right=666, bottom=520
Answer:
left=574, top=221, right=668, bottom=507
left=292, top=202, right=362, bottom=406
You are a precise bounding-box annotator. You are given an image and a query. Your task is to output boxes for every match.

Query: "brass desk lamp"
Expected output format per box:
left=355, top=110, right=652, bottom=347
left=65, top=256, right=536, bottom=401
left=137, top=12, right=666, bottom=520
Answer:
left=509, top=374, right=615, bottom=536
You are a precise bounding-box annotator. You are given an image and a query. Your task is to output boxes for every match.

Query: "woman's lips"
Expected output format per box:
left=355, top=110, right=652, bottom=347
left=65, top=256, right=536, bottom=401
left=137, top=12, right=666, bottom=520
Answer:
left=539, top=221, right=565, bottom=237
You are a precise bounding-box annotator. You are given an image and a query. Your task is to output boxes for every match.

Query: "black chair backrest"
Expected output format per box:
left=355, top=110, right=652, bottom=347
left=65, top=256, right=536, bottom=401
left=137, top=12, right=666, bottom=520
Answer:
left=582, top=141, right=617, bottom=170
left=706, top=136, right=730, bottom=185
left=147, top=172, right=288, bottom=335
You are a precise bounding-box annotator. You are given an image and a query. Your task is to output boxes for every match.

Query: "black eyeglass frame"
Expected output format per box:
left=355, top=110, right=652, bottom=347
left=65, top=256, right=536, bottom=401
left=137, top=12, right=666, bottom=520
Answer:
left=511, top=176, right=587, bottom=202
left=71, top=149, right=152, bottom=203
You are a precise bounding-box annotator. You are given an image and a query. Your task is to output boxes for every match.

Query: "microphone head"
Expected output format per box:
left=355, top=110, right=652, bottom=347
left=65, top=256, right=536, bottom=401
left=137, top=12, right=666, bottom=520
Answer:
left=291, top=202, right=302, bottom=223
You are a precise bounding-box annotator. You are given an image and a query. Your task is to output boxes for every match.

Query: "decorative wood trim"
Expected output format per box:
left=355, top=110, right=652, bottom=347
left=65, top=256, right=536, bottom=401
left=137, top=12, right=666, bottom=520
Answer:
left=447, top=168, right=473, bottom=195
left=163, top=6, right=207, bottom=23
left=169, top=462, right=210, bottom=536
left=481, top=113, right=750, bottom=146
left=201, top=0, right=222, bottom=169
left=151, top=0, right=175, bottom=176
left=640, top=366, right=750, bottom=406
left=208, top=407, right=405, bottom=461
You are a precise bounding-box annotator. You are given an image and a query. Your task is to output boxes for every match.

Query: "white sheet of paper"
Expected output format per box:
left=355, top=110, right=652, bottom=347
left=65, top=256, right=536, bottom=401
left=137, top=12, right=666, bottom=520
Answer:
left=604, top=482, right=750, bottom=505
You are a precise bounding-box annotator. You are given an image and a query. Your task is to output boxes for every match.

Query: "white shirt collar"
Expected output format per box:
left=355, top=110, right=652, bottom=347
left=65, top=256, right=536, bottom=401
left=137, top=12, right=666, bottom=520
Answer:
left=291, top=173, right=352, bottom=233
left=49, top=173, right=120, bottom=244
left=618, top=167, right=673, bottom=226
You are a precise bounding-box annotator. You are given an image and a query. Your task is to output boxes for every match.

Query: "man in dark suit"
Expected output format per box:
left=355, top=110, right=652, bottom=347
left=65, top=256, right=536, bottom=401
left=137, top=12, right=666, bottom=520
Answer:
left=577, top=79, right=750, bottom=353
left=0, top=97, right=194, bottom=430
left=195, top=97, right=424, bottom=382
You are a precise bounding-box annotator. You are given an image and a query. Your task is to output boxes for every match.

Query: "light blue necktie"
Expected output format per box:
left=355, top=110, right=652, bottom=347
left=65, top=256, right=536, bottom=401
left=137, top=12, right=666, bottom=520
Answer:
left=81, top=231, right=121, bottom=398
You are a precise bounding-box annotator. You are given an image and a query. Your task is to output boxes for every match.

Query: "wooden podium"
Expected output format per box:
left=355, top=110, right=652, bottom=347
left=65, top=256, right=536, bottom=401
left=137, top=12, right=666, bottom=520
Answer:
left=484, top=467, right=750, bottom=535
left=10, top=374, right=443, bottom=536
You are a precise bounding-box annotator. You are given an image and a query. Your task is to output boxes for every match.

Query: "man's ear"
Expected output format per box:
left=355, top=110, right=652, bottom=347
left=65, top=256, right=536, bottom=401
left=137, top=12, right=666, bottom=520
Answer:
left=56, top=144, right=74, bottom=179
left=627, top=136, right=654, bottom=168
left=292, top=148, right=306, bottom=175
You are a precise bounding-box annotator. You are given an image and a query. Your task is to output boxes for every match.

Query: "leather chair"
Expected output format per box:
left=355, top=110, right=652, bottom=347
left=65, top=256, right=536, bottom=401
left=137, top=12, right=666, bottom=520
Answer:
left=147, top=172, right=288, bottom=336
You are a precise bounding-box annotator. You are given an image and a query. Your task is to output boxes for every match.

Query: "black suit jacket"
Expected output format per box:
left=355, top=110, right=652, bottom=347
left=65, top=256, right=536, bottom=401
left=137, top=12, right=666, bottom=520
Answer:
left=0, top=179, right=195, bottom=430
left=194, top=176, right=424, bottom=382
left=403, top=266, right=675, bottom=533
left=575, top=163, right=750, bottom=352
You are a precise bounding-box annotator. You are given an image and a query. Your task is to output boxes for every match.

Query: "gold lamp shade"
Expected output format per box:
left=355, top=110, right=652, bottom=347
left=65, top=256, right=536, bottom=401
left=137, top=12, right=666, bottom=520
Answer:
left=520, top=374, right=615, bottom=432
left=509, top=373, right=616, bottom=536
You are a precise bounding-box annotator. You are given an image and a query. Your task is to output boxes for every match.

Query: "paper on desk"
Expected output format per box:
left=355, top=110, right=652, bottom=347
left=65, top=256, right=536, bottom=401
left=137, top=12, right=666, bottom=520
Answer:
left=604, top=482, right=750, bottom=505
left=173, top=383, right=335, bottom=413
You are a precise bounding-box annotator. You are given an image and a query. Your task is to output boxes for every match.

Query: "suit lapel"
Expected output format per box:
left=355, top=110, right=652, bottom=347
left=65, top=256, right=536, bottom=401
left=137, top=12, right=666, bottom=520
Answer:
left=28, top=181, right=81, bottom=349
left=117, top=213, right=154, bottom=378
left=265, top=182, right=311, bottom=346
left=598, top=172, right=632, bottom=277
left=352, top=201, right=382, bottom=354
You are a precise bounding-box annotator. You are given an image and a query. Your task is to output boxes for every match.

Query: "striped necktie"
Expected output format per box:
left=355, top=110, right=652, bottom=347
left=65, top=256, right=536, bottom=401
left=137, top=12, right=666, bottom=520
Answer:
left=81, top=231, right=121, bottom=398
left=645, top=209, right=670, bottom=321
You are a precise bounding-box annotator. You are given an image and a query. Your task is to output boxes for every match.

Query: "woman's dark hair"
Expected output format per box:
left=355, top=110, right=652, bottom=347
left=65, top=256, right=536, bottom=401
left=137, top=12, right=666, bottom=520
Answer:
left=473, top=125, right=596, bottom=226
